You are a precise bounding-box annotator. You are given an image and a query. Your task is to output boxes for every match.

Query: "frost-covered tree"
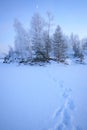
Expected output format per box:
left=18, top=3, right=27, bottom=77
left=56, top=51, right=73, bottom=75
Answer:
left=30, top=13, right=46, bottom=61
left=3, top=46, right=14, bottom=63
left=44, top=12, right=54, bottom=59
left=82, top=38, right=87, bottom=51
left=53, top=25, right=67, bottom=62
left=70, top=33, right=84, bottom=62
left=43, top=31, right=52, bottom=60
left=14, top=19, right=32, bottom=62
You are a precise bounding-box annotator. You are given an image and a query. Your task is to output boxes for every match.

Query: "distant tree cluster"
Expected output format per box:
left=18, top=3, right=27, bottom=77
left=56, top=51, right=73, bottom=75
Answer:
left=4, top=13, right=87, bottom=65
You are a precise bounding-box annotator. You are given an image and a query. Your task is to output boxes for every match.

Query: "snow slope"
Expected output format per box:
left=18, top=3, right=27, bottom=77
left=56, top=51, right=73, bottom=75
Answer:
left=0, top=62, right=87, bottom=130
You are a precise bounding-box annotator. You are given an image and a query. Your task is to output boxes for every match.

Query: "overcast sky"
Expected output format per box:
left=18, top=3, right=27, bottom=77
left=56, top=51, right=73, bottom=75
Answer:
left=0, top=0, right=87, bottom=50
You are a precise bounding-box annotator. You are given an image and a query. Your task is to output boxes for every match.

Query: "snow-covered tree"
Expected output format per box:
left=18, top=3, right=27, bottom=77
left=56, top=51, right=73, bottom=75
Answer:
left=70, top=33, right=84, bottom=62
left=43, top=31, right=52, bottom=60
left=43, top=12, right=54, bottom=59
left=82, top=38, right=87, bottom=51
left=3, top=46, right=18, bottom=63
left=53, top=25, right=67, bottom=62
left=30, top=13, right=46, bottom=61
left=14, top=19, right=32, bottom=62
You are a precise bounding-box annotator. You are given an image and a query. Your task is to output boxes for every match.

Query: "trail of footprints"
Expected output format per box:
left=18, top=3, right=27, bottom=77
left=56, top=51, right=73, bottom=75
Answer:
left=47, top=71, right=82, bottom=130
left=49, top=80, right=82, bottom=130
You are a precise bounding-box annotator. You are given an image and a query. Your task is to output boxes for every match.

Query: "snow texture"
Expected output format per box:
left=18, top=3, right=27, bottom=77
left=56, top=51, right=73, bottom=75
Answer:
left=0, top=61, right=87, bottom=130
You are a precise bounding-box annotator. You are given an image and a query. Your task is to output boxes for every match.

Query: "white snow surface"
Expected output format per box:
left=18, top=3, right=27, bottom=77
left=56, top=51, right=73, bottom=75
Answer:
left=0, top=61, right=87, bottom=130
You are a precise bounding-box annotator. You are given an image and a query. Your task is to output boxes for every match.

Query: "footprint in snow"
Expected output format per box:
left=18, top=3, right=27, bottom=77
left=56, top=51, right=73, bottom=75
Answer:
left=62, top=88, right=72, bottom=98
left=56, top=98, right=75, bottom=130
left=59, top=80, right=64, bottom=88
left=50, top=84, right=82, bottom=130
left=51, top=84, right=76, bottom=130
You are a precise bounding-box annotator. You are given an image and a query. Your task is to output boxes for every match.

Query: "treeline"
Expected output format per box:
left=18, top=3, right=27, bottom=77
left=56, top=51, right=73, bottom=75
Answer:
left=4, top=13, right=87, bottom=65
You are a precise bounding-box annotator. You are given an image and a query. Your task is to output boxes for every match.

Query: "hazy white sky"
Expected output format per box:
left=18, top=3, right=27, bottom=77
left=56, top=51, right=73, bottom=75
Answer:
left=0, top=0, right=87, bottom=49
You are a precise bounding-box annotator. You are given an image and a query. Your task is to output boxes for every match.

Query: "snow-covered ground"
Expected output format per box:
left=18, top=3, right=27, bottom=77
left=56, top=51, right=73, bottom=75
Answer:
left=0, top=61, right=87, bottom=130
